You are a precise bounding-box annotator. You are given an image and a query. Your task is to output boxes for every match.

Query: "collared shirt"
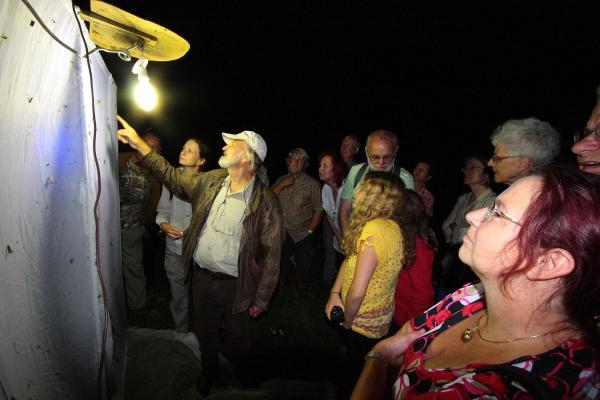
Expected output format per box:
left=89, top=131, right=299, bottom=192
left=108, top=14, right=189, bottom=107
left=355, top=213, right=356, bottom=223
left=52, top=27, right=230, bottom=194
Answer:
left=193, top=175, right=256, bottom=276
left=442, top=187, right=496, bottom=244
left=276, top=173, right=323, bottom=243
left=322, top=181, right=344, bottom=253
left=341, top=162, right=415, bottom=201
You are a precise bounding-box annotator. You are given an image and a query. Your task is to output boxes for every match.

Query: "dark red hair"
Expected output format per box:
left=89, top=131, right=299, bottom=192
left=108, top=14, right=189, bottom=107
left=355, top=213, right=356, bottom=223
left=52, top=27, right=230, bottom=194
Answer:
left=318, top=151, right=348, bottom=188
left=500, top=165, right=600, bottom=350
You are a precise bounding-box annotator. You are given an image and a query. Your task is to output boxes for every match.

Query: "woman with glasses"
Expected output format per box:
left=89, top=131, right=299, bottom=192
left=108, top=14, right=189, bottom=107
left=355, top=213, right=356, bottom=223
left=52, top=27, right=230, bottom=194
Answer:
left=439, top=155, right=496, bottom=294
left=442, top=155, right=496, bottom=245
left=351, top=165, right=600, bottom=399
left=325, top=171, right=406, bottom=380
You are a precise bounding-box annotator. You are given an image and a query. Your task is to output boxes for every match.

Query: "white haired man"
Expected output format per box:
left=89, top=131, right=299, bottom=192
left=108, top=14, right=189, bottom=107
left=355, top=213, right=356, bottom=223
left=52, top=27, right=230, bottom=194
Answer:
left=117, top=116, right=284, bottom=396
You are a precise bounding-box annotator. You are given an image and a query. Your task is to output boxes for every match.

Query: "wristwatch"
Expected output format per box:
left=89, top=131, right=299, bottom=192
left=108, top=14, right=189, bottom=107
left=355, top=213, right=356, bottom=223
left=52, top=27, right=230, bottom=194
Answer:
left=364, top=350, right=383, bottom=361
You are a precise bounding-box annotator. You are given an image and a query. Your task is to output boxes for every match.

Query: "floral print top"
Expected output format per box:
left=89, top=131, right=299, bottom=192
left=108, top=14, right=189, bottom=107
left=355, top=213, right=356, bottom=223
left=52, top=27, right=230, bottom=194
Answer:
left=393, top=283, right=600, bottom=399
left=341, top=218, right=403, bottom=339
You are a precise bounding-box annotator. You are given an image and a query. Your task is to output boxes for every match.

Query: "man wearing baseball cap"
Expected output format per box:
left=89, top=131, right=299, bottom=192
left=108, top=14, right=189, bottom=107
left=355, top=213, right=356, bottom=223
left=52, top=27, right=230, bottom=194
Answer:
left=272, top=148, right=323, bottom=289
left=117, top=116, right=284, bottom=395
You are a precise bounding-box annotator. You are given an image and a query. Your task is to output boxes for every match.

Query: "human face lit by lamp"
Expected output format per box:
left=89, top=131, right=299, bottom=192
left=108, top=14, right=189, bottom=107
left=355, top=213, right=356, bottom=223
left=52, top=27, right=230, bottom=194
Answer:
left=179, top=139, right=206, bottom=170
left=219, top=139, right=248, bottom=169
left=459, top=177, right=533, bottom=279
left=462, top=158, right=488, bottom=186
left=487, top=142, right=530, bottom=184
left=340, top=137, right=360, bottom=164
left=572, top=126, right=600, bottom=175
left=287, top=155, right=307, bottom=176
left=366, top=136, right=397, bottom=172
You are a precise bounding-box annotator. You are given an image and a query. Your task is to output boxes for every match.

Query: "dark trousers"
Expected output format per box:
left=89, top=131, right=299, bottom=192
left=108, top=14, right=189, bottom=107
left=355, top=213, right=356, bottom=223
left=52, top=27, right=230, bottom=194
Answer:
left=280, top=233, right=314, bottom=287
left=341, top=328, right=380, bottom=382
left=190, top=267, right=251, bottom=381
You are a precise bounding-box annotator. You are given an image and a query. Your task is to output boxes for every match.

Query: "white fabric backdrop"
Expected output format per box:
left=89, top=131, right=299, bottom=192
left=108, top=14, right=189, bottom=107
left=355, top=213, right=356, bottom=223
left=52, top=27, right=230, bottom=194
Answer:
left=0, top=0, right=125, bottom=398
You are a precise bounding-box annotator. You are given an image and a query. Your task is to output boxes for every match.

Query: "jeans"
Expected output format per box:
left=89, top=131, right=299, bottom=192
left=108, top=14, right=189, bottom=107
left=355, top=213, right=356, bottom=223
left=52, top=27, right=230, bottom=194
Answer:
left=164, top=248, right=190, bottom=332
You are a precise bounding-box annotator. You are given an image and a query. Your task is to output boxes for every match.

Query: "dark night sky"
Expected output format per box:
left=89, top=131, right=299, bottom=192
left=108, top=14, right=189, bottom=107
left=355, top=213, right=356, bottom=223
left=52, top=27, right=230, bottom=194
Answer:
left=80, top=2, right=600, bottom=217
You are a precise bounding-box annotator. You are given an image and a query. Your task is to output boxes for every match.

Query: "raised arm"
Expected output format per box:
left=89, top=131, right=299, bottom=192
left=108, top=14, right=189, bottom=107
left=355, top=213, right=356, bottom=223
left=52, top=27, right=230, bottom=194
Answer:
left=116, top=115, right=199, bottom=201
left=116, top=115, right=152, bottom=156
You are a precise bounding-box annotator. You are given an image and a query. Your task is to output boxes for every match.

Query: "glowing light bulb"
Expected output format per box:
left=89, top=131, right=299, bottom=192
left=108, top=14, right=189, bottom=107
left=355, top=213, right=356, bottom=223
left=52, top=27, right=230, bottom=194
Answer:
left=134, top=79, right=158, bottom=111
left=131, top=57, right=158, bottom=112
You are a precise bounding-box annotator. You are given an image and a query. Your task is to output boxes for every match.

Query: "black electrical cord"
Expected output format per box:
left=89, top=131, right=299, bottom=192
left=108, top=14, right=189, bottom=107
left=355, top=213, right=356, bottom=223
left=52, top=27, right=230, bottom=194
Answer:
left=69, top=4, right=111, bottom=398
left=20, top=0, right=82, bottom=56
left=19, top=0, right=113, bottom=398
left=20, top=0, right=132, bottom=60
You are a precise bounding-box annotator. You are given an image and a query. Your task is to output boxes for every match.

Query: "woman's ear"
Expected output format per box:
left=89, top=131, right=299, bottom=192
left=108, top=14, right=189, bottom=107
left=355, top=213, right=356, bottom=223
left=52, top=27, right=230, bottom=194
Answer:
left=197, top=158, right=206, bottom=168
left=526, top=248, right=575, bottom=281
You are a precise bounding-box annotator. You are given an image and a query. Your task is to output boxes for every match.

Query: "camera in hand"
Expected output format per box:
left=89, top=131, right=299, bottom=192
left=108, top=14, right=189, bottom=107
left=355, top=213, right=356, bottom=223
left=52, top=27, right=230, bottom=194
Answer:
left=330, top=306, right=345, bottom=324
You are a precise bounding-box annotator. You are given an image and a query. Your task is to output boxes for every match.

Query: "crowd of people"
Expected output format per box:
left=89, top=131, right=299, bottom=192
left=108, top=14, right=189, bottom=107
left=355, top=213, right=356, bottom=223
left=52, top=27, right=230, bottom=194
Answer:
left=115, top=86, right=600, bottom=398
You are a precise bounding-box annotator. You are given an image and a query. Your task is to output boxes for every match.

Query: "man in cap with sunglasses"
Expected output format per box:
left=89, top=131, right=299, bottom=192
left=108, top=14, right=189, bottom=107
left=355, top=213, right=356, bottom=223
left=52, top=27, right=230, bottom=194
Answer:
left=572, top=87, right=600, bottom=175
left=116, top=116, right=283, bottom=395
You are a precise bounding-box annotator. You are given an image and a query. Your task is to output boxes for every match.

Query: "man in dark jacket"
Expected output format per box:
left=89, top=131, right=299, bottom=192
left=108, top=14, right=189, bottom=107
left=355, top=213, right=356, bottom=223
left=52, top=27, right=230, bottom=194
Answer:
left=117, top=116, right=284, bottom=395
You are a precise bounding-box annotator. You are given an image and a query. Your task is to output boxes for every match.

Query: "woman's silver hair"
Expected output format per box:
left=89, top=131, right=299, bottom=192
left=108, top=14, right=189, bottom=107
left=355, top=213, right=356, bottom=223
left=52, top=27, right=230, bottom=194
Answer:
left=491, top=117, right=561, bottom=168
left=244, top=146, right=269, bottom=185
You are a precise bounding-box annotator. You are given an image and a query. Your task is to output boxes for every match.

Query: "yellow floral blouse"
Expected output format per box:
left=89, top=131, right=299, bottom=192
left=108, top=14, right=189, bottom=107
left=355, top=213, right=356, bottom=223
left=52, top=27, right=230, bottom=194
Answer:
left=341, top=218, right=403, bottom=338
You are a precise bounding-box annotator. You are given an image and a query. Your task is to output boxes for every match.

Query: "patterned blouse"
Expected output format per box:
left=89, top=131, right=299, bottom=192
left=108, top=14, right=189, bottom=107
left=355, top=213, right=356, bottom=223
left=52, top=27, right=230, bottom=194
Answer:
left=393, top=283, right=600, bottom=399
left=341, top=218, right=403, bottom=339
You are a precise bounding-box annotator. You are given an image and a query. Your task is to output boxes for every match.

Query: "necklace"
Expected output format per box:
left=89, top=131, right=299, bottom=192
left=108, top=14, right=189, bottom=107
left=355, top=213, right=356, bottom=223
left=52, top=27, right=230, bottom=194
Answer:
left=461, top=314, right=551, bottom=344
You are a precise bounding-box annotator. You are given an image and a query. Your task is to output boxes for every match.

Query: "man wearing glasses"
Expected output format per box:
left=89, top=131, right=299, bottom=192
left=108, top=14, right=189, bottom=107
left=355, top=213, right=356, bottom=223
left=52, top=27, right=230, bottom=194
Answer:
left=116, top=116, right=284, bottom=396
left=487, top=117, right=561, bottom=185
left=338, top=129, right=414, bottom=235
left=572, top=88, right=600, bottom=175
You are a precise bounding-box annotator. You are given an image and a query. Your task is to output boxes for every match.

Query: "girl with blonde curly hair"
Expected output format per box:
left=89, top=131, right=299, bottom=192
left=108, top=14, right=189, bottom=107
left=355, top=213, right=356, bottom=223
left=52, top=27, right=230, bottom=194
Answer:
left=325, top=171, right=406, bottom=379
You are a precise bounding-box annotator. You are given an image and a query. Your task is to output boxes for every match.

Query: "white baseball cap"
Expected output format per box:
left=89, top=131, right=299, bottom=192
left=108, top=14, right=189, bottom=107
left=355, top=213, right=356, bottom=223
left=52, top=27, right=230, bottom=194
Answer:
left=222, top=131, right=267, bottom=162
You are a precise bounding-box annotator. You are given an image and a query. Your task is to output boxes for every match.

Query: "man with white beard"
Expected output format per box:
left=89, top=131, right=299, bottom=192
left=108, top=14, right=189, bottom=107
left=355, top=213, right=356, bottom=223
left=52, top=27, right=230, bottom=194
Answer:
left=117, top=117, right=283, bottom=395
left=338, top=129, right=414, bottom=235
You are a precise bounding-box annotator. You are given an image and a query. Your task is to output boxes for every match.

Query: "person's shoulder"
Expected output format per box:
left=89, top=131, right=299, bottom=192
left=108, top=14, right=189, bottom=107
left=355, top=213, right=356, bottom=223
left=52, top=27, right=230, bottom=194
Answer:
left=257, top=180, right=279, bottom=201
left=483, top=187, right=497, bottom=197
left=348, top=162, right=366, bottom=174
left=118, top=152, right=134, bottom=169
left=301, top=173, right=321, bottom=186
left=364, top=218, right=399, bottom=233
left=203, top=169, right=227, bottom=179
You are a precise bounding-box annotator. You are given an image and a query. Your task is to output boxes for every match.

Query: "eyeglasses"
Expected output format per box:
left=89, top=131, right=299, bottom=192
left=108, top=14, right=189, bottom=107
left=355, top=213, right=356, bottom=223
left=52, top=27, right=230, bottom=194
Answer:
left=482, top=201, right=521, bottom=225
left=462, top=166, right=484, bottom=172
left=489, top=154, right=524, bottom=163
left=573, top=127, right=600, bottom=144
left=367, top=153, right=394, bottom=162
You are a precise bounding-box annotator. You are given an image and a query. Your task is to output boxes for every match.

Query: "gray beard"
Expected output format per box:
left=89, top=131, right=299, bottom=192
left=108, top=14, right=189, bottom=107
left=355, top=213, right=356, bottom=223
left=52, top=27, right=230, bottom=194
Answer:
left=219, top=154, right=241, bottom=168
left=367, top=155, right=396, bottom=172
